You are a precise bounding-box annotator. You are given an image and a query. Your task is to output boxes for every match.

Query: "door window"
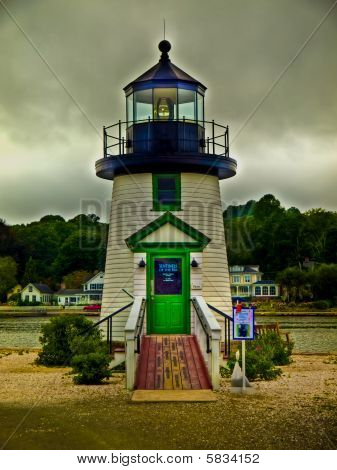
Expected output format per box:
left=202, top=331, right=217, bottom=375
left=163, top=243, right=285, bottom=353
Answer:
left=154, top=258, right=182, bottom=295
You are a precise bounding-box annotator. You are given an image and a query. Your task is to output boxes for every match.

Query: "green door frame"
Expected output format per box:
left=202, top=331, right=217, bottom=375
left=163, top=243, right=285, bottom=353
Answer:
left=146, top=249, right=190, bottom=334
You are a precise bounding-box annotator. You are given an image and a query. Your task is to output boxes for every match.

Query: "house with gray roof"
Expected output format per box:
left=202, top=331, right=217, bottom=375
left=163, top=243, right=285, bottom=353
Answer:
left=56, top=271, right=104, bottom=306
left=21, top=283, right=53, bottom=304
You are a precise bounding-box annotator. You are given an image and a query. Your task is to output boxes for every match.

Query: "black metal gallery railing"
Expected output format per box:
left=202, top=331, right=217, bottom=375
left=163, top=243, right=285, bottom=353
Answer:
left=81, top=302, right=134, bottom=354
left=207, top=303, right=233, bottom=358
left=103, top=118, right=229, bottom=158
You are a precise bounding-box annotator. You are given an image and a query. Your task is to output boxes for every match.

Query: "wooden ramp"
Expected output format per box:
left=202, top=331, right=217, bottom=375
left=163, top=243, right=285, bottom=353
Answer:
left=135, top=335, right=212, bottom=391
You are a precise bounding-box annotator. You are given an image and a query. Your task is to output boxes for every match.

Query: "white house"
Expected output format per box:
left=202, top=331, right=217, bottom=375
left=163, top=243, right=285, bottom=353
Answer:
left=21, top=283, right=53, bottom=304
left=56, top=271, right=104, bottom=306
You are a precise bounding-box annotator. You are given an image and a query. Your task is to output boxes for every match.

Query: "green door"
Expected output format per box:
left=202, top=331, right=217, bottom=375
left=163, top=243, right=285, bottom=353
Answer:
left=147, top=253, right=189, bottom=334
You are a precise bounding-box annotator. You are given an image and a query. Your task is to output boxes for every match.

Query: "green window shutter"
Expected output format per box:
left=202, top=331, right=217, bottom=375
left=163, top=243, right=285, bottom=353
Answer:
left=153, top=174, right=181, bottom=211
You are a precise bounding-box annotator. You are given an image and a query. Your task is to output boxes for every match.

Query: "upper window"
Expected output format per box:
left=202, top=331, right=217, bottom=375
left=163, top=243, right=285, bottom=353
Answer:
left=197, top=93, right=204, bottom=124
left=153, top=174, right=181, bottom=211
left=28, top=285, right=33, bottom=292
left=127, top=87, right=205, bottom=125
left=232, top=275, right=240, bottom=283
left=178, top=89, right=196, bottom=121
left=134, top=89, right=153, bottom=121
left=126, top=93, right=134, bottom=126
left=154, top=88, right=177, bottom=120
left=244, top=275, right=251, bottom=283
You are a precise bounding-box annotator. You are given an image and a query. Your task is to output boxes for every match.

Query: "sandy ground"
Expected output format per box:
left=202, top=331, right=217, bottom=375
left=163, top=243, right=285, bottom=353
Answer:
left=0, top=351, right=336, bottom=450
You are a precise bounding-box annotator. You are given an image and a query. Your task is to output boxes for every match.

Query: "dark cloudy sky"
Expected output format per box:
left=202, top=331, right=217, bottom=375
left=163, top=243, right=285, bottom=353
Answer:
left=1, top=0, right=337, bottom=224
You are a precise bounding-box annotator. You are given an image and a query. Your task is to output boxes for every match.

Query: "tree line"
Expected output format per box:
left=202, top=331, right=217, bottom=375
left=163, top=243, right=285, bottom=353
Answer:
left=0, top=214, right=108, bottom=301
left=1, top=193, right=337, bottom=303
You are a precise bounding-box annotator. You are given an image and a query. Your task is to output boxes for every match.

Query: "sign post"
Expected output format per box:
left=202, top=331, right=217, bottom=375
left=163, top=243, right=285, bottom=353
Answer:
left=242, top=340, right=246, bottom=391
left=232, top=304, right=255, bottom=392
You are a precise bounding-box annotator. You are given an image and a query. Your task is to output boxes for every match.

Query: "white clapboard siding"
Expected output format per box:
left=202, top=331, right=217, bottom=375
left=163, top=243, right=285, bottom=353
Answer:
left=101, top=172, right=232, bottom=341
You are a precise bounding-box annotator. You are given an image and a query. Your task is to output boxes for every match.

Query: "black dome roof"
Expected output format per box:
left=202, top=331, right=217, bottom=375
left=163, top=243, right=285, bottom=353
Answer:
left=124, top=41, right=206, bottom=92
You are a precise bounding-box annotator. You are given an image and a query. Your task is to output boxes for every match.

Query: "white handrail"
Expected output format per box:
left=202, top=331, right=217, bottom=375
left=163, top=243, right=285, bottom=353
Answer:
left=125, top=296, right=145, bottom=390
left=192, top=296, right=221, bottom=390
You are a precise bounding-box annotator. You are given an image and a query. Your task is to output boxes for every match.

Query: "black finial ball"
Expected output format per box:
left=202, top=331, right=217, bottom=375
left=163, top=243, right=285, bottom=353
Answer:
left=158, top=40, right=171, bottom=54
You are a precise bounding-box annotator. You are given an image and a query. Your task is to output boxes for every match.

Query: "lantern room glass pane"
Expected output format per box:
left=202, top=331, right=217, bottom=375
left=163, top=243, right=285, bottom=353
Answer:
left=197, top=93, right=204, bottom=124
left=153, top=88, right=177, bottom=120
left=134, top=89, right=153, bottom=121
left=126, top=93, right=134, bottom=126
left=178, top=89, right=196, bottom=121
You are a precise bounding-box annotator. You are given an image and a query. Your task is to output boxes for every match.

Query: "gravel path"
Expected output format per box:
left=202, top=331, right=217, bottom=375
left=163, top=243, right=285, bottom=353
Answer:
left=0, top=351, right=336, bottom=449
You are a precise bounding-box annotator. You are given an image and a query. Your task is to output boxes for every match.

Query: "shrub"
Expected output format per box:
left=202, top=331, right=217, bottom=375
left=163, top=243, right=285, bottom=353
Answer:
left=311, top=300, right=331, bottom=310
left=70, top=335, right=112, bottom=384
left=36, top=315, right=98, bottom=366
left=226, top=331, right=293, bottom=381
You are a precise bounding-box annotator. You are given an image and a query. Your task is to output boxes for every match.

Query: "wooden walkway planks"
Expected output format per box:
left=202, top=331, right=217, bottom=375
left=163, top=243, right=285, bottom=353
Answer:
left=135, top=335, right=212, bottom=390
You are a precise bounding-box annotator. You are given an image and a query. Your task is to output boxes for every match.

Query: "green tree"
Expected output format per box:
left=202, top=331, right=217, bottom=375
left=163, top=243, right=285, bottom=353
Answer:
left=309, top=264, right=337, bottom=301
left=0, top=256, right=18, bottom=301
left=22, top=257, right=39, bottom=285
left=253, top=194, right=283, bottom=221
left=63, top=270, right=93, bottom=289
left=276, top=267, right=308, bottom=301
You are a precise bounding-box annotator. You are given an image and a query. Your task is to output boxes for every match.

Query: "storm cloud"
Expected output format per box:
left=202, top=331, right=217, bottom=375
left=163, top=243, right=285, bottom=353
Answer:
left=1, top=0, right=337, bottom=223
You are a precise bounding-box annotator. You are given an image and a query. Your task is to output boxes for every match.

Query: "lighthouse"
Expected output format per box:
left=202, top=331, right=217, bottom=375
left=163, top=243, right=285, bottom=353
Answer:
left=95, top=41, right=237, bottom=392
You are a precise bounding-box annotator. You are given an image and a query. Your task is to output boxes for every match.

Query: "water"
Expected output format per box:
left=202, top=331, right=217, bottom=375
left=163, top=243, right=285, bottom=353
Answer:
left=0, top=315, right=337, bottom=353
left=256, top=315, right=337, bottom=354
left=0, top=316, right=95, bottom=349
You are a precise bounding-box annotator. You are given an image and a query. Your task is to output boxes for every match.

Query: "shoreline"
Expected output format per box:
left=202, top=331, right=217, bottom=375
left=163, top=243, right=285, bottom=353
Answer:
left=256, top=311, right=337, bottom=316
left=1, top=309, right=337, bottom=318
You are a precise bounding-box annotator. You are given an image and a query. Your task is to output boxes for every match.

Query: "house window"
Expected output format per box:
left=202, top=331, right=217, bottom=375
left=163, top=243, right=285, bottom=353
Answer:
left=28, top=286, right=33, bottom=292
left=244, top=275, right=251, bottom=283
left=153, top=174, right=181, bottom=211
left=270, top=286, right=276, bottom=295
left=32, top=295, right=36, bottom=302
left=239, top=285, right=249, bottom=294
left=255, top=286, right=261, bottom=296
left=262, top=286, right=268, bottom=295
left=25, top=295, right=29, bottom=302
left=90, top=283, right=103, bottom=290
left=232, top=275, right=240, bottom=283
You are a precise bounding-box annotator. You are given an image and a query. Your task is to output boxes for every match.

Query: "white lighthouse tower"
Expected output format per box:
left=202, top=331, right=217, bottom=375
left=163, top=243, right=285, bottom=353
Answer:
left=95, top=41, right=237, bottom=392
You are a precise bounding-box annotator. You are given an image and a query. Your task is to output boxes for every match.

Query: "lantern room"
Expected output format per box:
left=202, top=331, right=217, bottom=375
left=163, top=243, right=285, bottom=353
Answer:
left=96, top=41, right=236, bottom=180
left=123, top=40, right=206, bottom=154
